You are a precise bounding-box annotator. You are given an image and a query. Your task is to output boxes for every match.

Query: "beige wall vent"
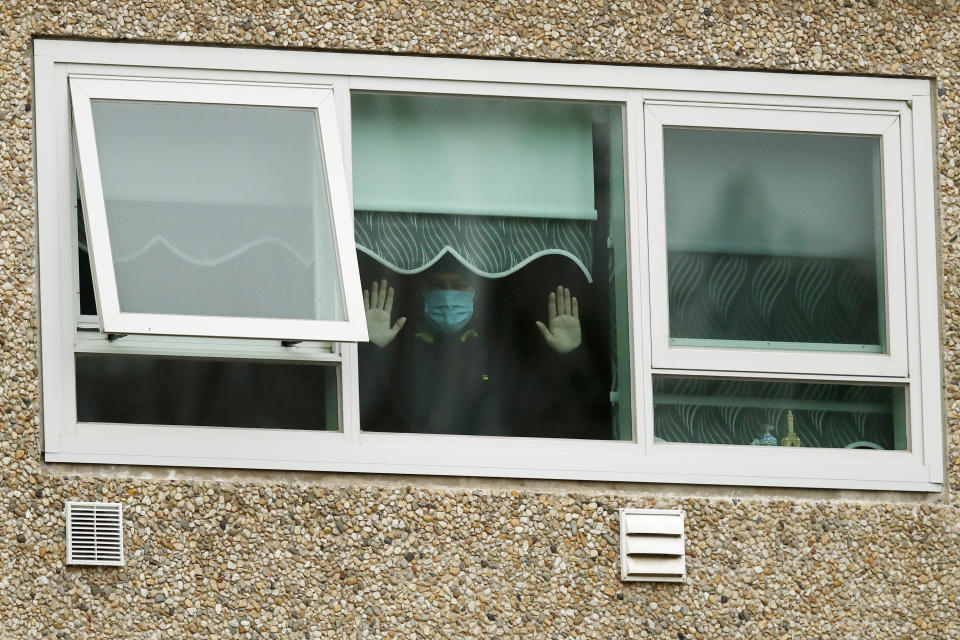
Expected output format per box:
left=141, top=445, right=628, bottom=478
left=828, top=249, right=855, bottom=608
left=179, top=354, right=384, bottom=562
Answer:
left=619, top=508, right=685, bottom=582
left=66, top=502, right=124, bottom=566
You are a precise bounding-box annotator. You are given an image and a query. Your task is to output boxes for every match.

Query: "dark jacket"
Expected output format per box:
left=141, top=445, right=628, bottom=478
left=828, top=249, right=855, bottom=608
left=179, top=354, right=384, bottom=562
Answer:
left=358, top=321, right=610, bottom=438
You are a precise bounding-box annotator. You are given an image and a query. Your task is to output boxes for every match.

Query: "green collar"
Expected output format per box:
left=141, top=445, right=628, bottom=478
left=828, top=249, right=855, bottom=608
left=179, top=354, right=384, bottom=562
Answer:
left=414, top=329, right=479, bottom=344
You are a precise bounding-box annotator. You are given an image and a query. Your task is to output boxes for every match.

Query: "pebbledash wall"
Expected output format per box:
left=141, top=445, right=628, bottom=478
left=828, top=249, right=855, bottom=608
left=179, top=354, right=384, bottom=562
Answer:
left=2, top=1, right=960, bottom=639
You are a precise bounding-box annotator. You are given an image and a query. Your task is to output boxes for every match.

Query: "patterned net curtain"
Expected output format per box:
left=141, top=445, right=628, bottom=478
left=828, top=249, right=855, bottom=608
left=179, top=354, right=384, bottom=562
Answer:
left=667, top=252, right=880, bottom=345
left=354, top=211, right=594, bottom=281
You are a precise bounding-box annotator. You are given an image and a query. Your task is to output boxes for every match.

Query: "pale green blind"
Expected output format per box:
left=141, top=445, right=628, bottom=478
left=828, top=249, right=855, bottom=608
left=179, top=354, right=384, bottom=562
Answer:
left=351, top=93, right=597, bottom=220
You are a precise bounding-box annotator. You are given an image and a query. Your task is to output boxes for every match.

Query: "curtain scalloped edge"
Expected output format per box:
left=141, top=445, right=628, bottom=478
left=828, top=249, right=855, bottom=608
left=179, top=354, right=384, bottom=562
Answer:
left=111, top=235, right=314, bottom=267
left=356, top=244, right=594, bottom=283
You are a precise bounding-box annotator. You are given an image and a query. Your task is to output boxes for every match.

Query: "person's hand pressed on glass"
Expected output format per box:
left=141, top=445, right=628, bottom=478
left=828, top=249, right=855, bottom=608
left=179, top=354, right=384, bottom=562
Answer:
left=536, top=285, right=582, bottom=354
left=364, top=278, right=407, bottom=348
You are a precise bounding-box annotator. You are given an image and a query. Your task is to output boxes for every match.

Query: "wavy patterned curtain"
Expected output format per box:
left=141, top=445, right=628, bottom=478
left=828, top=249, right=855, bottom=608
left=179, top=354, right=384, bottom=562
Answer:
left=657, top=250, right=899, bottom=449
left=667, top=252, right=880, bottom=345
left=354, top=210, right=595, bottom=281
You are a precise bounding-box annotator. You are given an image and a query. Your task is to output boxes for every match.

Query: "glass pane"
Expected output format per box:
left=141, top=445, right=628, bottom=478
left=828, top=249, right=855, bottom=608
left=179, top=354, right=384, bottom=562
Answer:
left=76, top=355, right=337, bottom=430
left=89, top=100, right=344, bottom=321
left=663, top=128, right=884, bottom=352
left=653, top=376, right=906, bottom=449
left=353, top=95, right=630, bottom=440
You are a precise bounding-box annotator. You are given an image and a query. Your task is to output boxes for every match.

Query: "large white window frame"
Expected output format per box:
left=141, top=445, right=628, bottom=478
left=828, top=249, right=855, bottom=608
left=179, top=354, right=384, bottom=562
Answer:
left=34, top=39, right=944, bottom=491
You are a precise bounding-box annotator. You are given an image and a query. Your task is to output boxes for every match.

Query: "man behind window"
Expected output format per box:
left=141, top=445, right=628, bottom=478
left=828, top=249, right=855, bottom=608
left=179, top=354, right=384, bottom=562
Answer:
left=358, top=256, right=607, bottom=438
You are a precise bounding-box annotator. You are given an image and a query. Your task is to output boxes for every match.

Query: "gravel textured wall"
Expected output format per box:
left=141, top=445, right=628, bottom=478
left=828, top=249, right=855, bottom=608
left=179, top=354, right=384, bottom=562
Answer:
left=2, top=1, right=960, bottom=638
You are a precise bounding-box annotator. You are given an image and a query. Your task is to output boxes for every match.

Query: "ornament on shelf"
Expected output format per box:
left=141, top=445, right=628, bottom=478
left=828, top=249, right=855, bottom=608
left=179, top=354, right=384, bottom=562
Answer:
left=755, top=424, right=779, bottom=446
left=780, top=410, right=801, bottom=447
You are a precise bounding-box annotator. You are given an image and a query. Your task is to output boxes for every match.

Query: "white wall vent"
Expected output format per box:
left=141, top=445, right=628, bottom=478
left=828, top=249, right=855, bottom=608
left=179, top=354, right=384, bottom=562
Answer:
left=66, top=502, right=124, bottom=566
left=619, top=508, right=685, bottom=582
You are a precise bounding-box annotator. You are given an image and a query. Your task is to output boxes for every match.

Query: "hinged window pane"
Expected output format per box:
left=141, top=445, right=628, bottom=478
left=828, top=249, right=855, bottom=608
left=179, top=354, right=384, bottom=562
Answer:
left=70, top=76, right=367, bottom=342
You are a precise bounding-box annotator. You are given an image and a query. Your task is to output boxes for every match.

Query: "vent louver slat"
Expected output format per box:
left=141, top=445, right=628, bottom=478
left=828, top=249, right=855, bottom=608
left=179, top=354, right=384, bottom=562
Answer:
left=66, top=502, right=124, bottom=566
left=619, top=508, right=685, bottom=583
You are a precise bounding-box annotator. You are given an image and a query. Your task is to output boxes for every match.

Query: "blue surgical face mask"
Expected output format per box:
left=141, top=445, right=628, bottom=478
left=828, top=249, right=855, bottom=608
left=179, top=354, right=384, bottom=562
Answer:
left=422, top=289, right=475, bottom=334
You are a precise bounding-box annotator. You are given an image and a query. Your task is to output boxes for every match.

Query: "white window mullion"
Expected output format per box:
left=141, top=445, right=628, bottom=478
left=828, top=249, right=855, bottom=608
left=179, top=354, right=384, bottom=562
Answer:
left=335, top=75, right=363, bottom=448
left=38, top=54, right=82, bottom=452
left=878, top=116, right=910, bottom=375
left=73, top=330, right=342, bottom=363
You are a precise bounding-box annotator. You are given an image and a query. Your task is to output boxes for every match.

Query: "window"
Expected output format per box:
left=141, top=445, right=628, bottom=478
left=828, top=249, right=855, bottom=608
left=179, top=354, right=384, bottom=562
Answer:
left=645, top=103, right=906, bottom=376
left=351, top=92, right=631, bottom=440
left=35, top=40, right=943, bottom=491
left=70, top=75, right=366, bottom=341
left=644, top=102, right=910, bottom=452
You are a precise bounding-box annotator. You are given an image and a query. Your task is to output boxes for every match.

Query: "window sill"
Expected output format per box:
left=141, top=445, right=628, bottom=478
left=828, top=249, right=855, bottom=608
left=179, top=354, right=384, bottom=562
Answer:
left=45, top=424, right=943, bottom=493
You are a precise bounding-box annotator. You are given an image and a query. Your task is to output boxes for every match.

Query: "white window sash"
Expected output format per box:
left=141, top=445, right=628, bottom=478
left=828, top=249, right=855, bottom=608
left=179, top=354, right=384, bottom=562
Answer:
left=643, top=102, right=909, bottom=378
left=70, top=75, right=368, bottom=342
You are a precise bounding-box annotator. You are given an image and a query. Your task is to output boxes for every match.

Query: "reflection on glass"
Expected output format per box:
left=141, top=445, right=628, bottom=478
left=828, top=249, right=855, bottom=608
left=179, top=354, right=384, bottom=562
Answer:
left=353, top=95, right=629, bottom=439
left=653, top=376, right=906, bottom=449
left=77, top=191, right=97, bottom=316
left=663, top=128, right=884, bottom=352
left=89, top=100, right=343, bottom=321
left=76, top=355, right=337, bottom=430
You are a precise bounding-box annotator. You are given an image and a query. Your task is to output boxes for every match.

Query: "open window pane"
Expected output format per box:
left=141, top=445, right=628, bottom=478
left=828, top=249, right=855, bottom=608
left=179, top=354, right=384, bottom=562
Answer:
left=653, top=376, right=906, bottom=450
left=71, top=77, right=366, bottom=341
left=91, top=100, right=344, bottom=321
left=663, top=128, right=885, bottom=353
left=354, top=94, right=630, bottom=440
left=76, top=355, right=338, bottom=430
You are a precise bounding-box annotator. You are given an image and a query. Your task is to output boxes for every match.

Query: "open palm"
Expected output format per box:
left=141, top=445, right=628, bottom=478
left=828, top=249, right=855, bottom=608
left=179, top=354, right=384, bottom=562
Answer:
left=536, top=285, right=582, bottom=354
left=364, top=278, right=407, bottom=348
